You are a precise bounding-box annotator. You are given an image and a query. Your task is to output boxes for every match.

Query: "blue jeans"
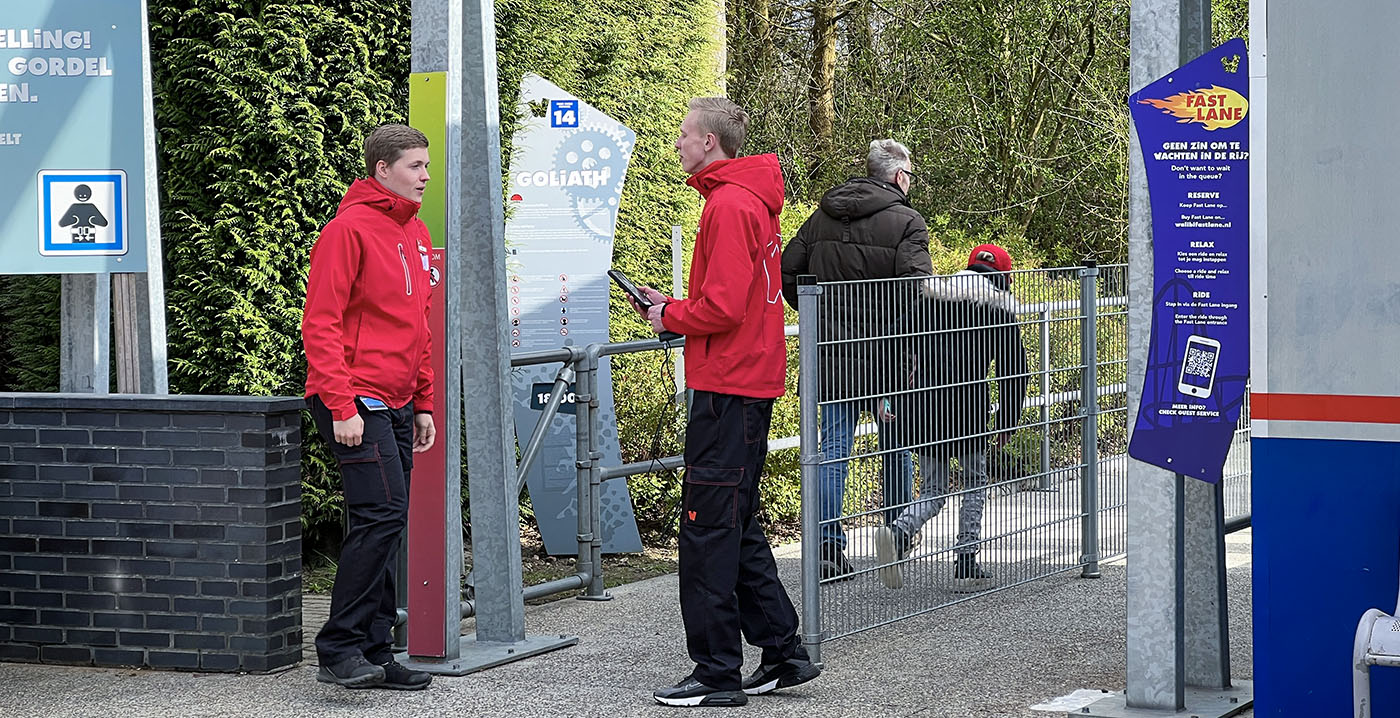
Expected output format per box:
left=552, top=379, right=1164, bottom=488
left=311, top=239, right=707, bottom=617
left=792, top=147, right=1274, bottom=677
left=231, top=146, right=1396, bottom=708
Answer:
left=818, top=399, right=915, bottom=550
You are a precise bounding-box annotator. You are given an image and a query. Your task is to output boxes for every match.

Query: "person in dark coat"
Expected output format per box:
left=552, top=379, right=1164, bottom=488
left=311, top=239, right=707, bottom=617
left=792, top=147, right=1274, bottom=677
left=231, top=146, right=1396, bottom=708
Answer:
left=876, top=244, right=1029, bottom=592
left=780, top=139, right=932, bottom=581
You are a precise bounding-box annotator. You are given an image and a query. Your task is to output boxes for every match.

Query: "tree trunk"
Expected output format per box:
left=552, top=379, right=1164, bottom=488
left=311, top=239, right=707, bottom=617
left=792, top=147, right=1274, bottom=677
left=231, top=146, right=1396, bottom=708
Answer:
left=808, top=0, right=838, bottom=157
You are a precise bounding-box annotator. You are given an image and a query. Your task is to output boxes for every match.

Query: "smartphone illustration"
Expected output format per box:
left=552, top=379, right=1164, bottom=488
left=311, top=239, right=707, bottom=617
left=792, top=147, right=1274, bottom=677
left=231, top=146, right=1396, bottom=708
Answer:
left=1177, top=335, right=1221, bottom=399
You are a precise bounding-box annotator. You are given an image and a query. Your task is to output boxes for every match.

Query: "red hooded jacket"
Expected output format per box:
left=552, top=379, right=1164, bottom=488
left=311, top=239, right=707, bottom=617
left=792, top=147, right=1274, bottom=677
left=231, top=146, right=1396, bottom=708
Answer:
left=661, top=154, right=788, bottom=399
left=302, top=178, right=434, bottom=421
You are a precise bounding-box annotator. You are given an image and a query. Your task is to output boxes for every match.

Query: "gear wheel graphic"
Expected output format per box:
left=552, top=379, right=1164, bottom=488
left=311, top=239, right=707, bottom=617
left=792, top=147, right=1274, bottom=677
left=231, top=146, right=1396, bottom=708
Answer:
left=553, top=126, right=632, bottom=243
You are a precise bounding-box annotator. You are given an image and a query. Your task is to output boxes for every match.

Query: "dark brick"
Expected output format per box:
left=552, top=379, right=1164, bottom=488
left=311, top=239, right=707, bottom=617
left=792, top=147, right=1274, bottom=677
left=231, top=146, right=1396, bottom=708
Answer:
left=172, top=450, right=223, bottom=466
left=37, top=502, right=89, bottom=519
left=266, top=614, right=297, bottom=633
left=199, top=505, right=240, bottom=522
left=147, top=650, right=199, bottom=669
left=116, top=559, right=171, bottom=575
left=173, top=523, right=224, bottom=540
left=65, top=521, right=118, bottom=537
left=13, top=591, right=63, bottom=608
left=174, top=633, right=226, bottom=650
left=226, top=415, right=271, bottom=431
left=7, top=520, right=56, bottom=537
left=12, top=410, right=63, bottom=426
left=117, top=413, right=170, bottom=429
left=37, top=538, right=89, bottom=554
left=39, top=610, right=90, bottom=627
left=118, top=596, right=170, bottom=612
left=63, top=483, right=118, bottom=500
left=170, top=486, right=225, bottom=503
left=90, top=503, right=144, bottom=519
left=238, top=507, right=268, bottom=524
left=93, top=648, right=144, bottom=666
left=198, top=469, right=239, bottom=485
left=36, top=465, right=89, bottom=482
left=11, top=482, right=62, bottom=498
left=65, top=447, right=119, bottom=464
left=65, top=629, right=118, bottom=646
left=2, top=553, right=16, bottom=570
left=93, top=612, right=144, bottom=629
left=201, top=581, right=238, bottom=597
left=118, top=522, right=169, bottom=539
left=172, top=597, right=223, bottom=614
left=0, top=608, right=38, bottom=624
left=92, top=466, right=143, bottom=483
left=118, top=485, right=170, bottom=502
left=228, top=562, right=279, bottom=580
left=225, top=525, right=279, bottom=543
left=267, top=576, right=300, bottom=596
left=116, top=448, right=170, bottom=465
left=267, top=466, right=300, bottom=487
left=14, top=555, right=62, bottom=572
left=227, top=487, right=279, bottom=505
left=91, top=576, right=142, bottom=593
left=14, top=447, right=64, bottom=463
left=144, top=578, right=197, bottom=596
left=65, top=556, right=121, bottom=573
left=39, top=574, right=88, bottom=591
left=270, top=502, right=301, bottom=522
left=0, top=572, right=35, bottom=589
left=171, top=561, right=226, bottom=578
left=228, top=599, right=279, bottom=617
left=171, top=414, right=226, bottom=429
left=65, top=593, right=116, bottom=611
left=0, top=463, right=38, bottom=480
left=200, top=653, right=240, bottom=671
left=283, top=556, right=301, bottom=574
left=145, top=467, right=198, bottom=485
left=146, top=504, right=198, bottom=521
left=198, top=432, right=239, bottom=448
left=66, top=413, right=117, bottom=427
left=12, top=626, right=64, bottom=643
left=229, top=635, right=274, bottom=653
left=239, top=431, right=271, bottom=449
left=146, top=431, right=201, bottom=447
left=201, top=616, right=238, bottom=633
left=0, top=499, right=39, bottom=517
left=145, top=614, right=199, bottom=631
left=91, top=430, right=143, bottom=445
left=0, top=644, right=39, bottom=661
left=0, top=427, right=37, bottom=442
left=145, top=541, right=196, bottom=559
left=38, top=429, right=90, bottom=445
left=197, top=543, right=239, bottom=561
left=41, top=645, right=94, bottom=663
left=90, top=539, right=143, bottom=556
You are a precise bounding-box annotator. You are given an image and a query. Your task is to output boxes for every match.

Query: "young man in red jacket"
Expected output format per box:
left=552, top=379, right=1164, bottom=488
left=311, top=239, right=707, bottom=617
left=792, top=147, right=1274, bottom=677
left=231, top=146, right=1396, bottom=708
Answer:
left=636, top=97, right=819, bottom=707
left=302, top=124, right=436, bottom=691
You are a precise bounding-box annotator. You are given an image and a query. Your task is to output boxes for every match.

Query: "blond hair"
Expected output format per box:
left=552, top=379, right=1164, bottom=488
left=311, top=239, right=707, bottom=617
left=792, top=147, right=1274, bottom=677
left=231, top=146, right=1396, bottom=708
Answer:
left=688, top=97, right=750, bottom=158
left=363, top=123, right=429, bottom=177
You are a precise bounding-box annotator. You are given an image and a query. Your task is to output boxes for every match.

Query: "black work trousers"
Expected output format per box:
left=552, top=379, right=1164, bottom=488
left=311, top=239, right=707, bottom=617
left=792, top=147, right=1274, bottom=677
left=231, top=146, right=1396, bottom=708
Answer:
left=679, top=390, right=809, bottom=690
left=310, top=395, right=413, bottom=666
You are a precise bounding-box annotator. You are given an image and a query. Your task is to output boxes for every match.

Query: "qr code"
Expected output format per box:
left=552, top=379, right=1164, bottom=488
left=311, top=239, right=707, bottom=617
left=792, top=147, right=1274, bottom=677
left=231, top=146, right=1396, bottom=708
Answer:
left=1183, top=345, right=1215, bottom=377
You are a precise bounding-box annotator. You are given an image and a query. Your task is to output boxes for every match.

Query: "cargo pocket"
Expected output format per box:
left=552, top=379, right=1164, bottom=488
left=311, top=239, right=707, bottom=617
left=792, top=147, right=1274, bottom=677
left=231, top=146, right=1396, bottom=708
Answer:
left=682, top=465, right=742, bottom=529
left=336, top=443, right=390, bottom=507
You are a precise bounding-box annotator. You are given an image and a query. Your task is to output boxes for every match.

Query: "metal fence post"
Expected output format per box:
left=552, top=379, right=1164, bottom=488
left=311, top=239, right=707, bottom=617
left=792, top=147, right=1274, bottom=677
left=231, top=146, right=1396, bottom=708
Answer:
left=571, top=354, right=598, bottom=599
left=796, top=275, right=824, bottom=664
left=1079, top=263, right=1102, bottom=579
left=1039, top=307, right=1052, bottom=488
left=582, top=346, right=610, bottom=600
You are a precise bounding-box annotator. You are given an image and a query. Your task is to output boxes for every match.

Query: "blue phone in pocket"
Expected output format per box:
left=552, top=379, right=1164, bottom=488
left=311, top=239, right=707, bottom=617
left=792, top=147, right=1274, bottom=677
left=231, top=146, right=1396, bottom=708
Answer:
left=358, top=396, right=389, bottom=411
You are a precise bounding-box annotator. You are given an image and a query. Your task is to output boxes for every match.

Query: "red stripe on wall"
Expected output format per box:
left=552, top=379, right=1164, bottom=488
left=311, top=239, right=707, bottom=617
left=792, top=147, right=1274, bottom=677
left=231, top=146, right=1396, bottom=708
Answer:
left=1252, top=393, right=1400, bottom=424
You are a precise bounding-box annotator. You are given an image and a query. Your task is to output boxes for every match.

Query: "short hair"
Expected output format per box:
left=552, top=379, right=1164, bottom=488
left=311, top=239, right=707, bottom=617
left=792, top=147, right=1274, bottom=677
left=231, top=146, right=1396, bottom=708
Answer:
left=364, top=124, right=429, bottom=177
left=688, top=97, right=750, bottom=158
left=867, top=139, right=912, bottom=182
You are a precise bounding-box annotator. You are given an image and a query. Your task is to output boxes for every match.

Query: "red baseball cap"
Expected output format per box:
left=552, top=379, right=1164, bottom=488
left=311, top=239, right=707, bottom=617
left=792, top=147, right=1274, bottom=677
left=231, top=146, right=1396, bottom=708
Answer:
left=968, top=244, right=1013, bottom=272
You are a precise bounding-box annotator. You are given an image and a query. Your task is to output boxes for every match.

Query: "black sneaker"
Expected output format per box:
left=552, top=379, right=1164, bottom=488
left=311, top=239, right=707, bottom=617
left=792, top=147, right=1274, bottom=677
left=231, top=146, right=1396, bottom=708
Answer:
left=818, top=541, right=855, bottom=582
left=653, top=675, right=748, bottom=707
left=316, top=654, right=385, bottom=688
left=741, top=658, right=821, bottom=695
left=952, top=553, right=994, bottom=593
left=875, top=526, right=913, bottom=589
left=374, top=658, right=432, bottom=690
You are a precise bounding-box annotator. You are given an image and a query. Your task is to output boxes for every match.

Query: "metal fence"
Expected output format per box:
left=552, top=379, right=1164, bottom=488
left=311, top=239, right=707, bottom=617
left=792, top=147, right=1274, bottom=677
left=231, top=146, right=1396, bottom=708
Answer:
left=794, top=265, right=1251, bottom=649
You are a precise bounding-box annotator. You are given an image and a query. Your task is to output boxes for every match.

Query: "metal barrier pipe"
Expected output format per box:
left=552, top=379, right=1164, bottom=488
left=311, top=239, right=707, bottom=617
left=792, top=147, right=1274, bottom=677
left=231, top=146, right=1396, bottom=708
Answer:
left=1223, top=515, right=1251, bottom=534
left=583, top=344, right=609, bottom=599
left=1038, top=308, right=1053, bottom=488
left=514, top=364, right=576, bottom=496
left=511, top=346, right=580, bottom=367
left=571, top=353, right=599, bottom=601
left=459, top=600, right=475, bottom=619
left=1079, top=264, right=1102, bottom=578
left=600, top=454, right=686, bottom=481
left=796, top=275, right=824, bottom=664
left=524, top=572, right=592, bottom=602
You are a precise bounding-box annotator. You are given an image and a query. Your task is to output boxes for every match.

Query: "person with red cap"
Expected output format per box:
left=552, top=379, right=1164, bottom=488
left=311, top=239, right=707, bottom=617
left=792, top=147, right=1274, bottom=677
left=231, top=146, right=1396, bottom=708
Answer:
left=875, top=243, right=1029, bottom=592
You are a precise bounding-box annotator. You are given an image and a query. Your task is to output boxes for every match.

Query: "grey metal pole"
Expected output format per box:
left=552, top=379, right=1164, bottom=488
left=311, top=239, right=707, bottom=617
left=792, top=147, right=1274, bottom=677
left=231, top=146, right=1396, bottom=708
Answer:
left=455, top=0, right=527, bottom=644
left=1038, top=309, right=1052, bottom=488
left=571, top=354, right=597, bottom=599
left=796, top=275, right=823, bottom=664
left=137, top=0, right=168, bottom=395
left=60, top=274, right=111, bottom=394
left=582, top=347, right=610, bottom=600
left=1079, top=264, right=1101, bottom=579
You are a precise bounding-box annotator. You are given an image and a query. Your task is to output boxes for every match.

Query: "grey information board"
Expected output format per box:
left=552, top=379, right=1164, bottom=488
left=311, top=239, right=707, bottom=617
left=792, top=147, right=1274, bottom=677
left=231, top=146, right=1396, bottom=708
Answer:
left=506, top=74, right=643, bottom=554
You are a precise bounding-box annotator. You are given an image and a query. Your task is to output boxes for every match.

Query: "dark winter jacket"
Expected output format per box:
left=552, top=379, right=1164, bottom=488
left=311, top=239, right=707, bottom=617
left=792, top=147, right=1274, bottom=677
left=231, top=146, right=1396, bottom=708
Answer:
left=780, top=177, right=933, bottom=401
left=891, top=265, right=1030, bottom=456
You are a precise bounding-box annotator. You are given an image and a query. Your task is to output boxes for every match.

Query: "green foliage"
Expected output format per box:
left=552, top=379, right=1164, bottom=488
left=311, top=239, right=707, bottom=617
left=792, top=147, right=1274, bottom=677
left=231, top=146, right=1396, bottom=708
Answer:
left=0, top=275, right=61, bottom=391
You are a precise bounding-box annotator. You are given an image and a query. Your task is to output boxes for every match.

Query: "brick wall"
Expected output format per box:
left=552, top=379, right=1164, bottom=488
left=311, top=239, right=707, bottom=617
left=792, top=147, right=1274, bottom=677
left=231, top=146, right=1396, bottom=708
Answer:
left=0, top=394, right=304, bottom=673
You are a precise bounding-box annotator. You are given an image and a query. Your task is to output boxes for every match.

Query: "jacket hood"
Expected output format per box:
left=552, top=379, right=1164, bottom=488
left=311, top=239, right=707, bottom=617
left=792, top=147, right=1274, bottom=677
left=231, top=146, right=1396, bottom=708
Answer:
left=337, top=178, right=422, bottom=226
left=920, top=269, right=1020, bottom=313
left=818, top=177, right=908, bottom=221
left=686, top=154, right=785, bottom=215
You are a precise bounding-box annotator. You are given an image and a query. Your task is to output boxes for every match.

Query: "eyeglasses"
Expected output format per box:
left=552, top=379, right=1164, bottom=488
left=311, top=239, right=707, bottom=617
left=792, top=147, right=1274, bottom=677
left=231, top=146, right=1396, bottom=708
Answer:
left=898, top=167, right=919, bottom=185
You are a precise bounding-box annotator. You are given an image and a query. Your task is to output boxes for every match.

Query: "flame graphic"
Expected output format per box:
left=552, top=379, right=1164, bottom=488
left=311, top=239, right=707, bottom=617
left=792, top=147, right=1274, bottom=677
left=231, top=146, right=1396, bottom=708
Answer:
left=1138, top=85, right=1249, bottom=131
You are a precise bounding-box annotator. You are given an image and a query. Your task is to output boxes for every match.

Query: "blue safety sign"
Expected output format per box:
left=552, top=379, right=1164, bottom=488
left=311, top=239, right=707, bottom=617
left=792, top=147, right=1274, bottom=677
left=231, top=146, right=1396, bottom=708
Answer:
left=37, top=170, right=126, bottom=256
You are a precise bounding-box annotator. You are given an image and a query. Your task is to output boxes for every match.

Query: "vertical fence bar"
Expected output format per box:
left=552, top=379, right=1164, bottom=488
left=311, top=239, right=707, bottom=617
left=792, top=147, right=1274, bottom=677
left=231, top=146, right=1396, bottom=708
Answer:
left=796, top=275, right=824, bottom=663
left=1037, top=306, right=1052, bottom=488
left=1079, top=263, right=1102, bottom=579
left=583, top=347, right=609, bottom=599
left=572, top=354, right=598, bottom=598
